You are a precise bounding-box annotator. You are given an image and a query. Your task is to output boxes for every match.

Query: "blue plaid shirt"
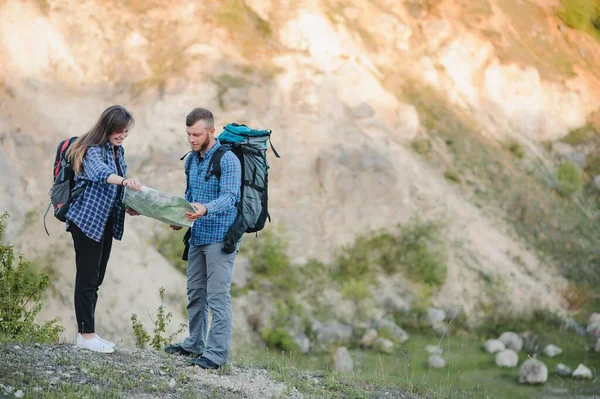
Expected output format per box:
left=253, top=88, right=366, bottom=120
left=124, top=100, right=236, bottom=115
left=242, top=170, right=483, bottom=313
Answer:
left=185, top=140, right=241, bottom=246
left=66, top=142, right=127, bottom=242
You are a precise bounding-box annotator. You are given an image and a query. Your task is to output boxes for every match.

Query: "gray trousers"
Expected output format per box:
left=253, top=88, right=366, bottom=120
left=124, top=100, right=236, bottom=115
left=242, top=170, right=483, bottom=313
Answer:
left=181, top=242, right=238, bottom=365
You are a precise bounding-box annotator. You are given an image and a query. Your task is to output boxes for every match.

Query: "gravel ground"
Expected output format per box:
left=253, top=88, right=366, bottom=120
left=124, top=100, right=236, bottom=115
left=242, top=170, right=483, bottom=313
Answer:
left=0, top=343, right=302, bottom=398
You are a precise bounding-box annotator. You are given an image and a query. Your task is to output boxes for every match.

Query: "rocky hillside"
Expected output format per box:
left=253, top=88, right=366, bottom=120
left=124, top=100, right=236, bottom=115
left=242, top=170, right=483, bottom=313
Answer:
left=0, top=0, right=599, bottom=346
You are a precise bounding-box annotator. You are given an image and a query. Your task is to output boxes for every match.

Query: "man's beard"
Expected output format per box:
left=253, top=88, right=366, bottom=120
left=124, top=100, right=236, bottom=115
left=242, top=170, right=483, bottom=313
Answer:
left=196, top=135, right=210, bottom=153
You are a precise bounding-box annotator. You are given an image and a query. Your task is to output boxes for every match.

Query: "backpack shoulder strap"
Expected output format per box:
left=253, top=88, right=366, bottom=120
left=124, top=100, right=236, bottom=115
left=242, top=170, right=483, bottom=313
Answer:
left=205, top=145, right=231, bottom=181
left=184, top=152, right=194, bottom=196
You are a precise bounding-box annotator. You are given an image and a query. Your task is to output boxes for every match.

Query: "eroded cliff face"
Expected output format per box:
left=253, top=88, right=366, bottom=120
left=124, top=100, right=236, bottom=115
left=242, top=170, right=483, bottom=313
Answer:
left=0, top=0, right=598, bottom=342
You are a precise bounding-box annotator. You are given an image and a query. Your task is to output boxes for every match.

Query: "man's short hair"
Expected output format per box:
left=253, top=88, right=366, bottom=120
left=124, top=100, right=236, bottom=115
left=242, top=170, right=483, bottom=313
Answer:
left=186, top=108, right=214, bottom=128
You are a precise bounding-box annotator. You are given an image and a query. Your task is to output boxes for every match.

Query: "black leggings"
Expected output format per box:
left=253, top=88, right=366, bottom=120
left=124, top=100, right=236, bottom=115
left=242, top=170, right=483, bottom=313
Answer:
left=69, top=220, right=113, bottom=334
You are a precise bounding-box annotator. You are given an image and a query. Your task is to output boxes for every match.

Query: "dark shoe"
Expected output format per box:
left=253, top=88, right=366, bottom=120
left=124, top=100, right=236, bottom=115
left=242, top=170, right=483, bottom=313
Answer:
left=190, top=356, right=220, bottom=370
left=164, top=343, right=200, bottom=358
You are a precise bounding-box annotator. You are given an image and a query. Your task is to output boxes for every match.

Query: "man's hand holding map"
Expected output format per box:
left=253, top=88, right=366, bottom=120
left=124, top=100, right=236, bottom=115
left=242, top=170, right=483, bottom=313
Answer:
left=122, top=186, right=195, bottom=227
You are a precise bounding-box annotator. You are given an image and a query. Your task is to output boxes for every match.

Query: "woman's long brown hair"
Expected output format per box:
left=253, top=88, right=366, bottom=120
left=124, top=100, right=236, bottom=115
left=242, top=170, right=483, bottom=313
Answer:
left=67, top=105, right=134, bottom=174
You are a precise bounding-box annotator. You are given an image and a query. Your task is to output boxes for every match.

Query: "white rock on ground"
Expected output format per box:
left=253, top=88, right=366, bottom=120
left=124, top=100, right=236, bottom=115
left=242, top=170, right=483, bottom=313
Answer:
left=555, top=363, right=572, bottom=377
left=428, top=355, right=446, bottom=369
left=425, top=345, right=443, bottom=356
left=373, top=337, right=394, bottom=354
left=484, top=339, right=505, bottom=354
left=360, top=328, right=378, bottom=348
left=542, top=344, right=562, bottom=358
left=589, top=313, right=600, bottom=326
left=519, top=359, right=548, bottom=384
left=495, top=349, right=519, bottom=368
left=333, top=347, right=354, bottom=373
left=498, top=332, right=523, bottom=352
left=572, top=364, right=593, bottom=379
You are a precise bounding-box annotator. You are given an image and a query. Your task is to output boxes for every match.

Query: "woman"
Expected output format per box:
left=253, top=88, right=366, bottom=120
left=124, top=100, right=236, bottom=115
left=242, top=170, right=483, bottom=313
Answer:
left=65, top=105, right=142, bottom=353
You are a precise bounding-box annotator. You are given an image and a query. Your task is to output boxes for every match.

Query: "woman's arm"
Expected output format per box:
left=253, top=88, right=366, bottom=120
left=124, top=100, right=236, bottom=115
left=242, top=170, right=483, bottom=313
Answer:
left=83, top=147, right=141, bottom=190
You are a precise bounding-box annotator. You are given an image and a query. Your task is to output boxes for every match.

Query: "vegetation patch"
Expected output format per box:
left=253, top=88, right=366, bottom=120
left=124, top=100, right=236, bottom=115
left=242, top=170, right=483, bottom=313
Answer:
left=392, top=79, right=600, bottom=288
left=556, top=160, right=584, bottom=197
left=130, top=287, right=186, bottom=350
left=558, top=0, right=600, bottom=43
left=0, top=213, right=63, bottom=344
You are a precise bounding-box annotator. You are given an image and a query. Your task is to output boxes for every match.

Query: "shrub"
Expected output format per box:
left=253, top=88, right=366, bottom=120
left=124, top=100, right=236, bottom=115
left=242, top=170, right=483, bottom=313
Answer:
left=130, top=287, right=186, bottom=350
left=444, top=169, right=461, bottom=183
left=556, top=161, right=583, bottom=197
left=335, top=236, right=373, bottom=282
left=261, top=327, right=298, bottom=352
left=0, top=213, right=63, bottom=343
left=245, top=228, right=298, bottom=292
left=261, top=301, right=298, bottom=352
left=503, top=140, right=525, bottom=159
left=340, top=278, right=371, bottom=304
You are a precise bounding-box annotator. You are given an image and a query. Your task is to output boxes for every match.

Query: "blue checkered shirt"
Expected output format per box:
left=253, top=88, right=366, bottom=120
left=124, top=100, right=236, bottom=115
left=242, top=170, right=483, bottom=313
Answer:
left=185, top=140, right=241, bottom=246
left=66, top=143, right=127, bottom=242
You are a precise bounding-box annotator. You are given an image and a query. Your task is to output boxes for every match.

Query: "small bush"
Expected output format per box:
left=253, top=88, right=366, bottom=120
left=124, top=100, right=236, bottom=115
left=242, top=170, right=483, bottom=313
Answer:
left=0, top=213, right=63, bottom=344
left=340, top=278, right=371, bottom=304
left=335, top=236, right=373, bottom=282
left=261, top=301, right=299, bottom=352
left=503, top=140, right=525, bottom=159
left=556, top=161, right=583, bottom=197
left=558, top=0, right=600, bottom=42
left=130, top=287, right=186, bottom=350
left=412, top=138, right=431, bottom=154
left=245, top=229, right=298, bottom=292
left=444, top=169, right=461, bottom=183
left=262, top=327, right=297, bottom=352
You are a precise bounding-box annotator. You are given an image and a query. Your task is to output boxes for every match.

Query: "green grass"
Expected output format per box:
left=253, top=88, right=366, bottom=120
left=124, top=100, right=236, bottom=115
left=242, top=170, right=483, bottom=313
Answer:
left=558, top=0, right=600, bottom=43
left=556, top=161, right=584, bottom=197
left=236, top=326, right=600, bottom=399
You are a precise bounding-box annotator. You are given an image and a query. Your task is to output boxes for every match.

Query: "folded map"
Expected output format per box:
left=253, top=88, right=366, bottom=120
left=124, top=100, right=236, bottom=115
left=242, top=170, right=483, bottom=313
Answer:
left=122, top=186, right=195, bottom=228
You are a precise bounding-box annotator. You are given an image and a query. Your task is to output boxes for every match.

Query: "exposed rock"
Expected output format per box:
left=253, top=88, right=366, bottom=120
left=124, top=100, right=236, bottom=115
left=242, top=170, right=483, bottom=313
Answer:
left=428, top=355, right=446, bottom=369
left=586, top=322, right=600, bottom=339
left=495, top=349, right=519, bottom=368
left=315, top=321, right=353, bottom=345
left=293, top=333, right=310, bottom=354
left=484, top=339, right=505, bottom=354
left=572, top=364, right=593, bottom=379
left=350, top=103, right=375, bottom=119
left=498, top=332, right=523, bottom=352
left=564, top=317, right=587, bottom=336
left=333, top=347, right=354, bottom=373
left=360, top=329, right=378, bottom=348
left=589, top=313, right=600, bottom=326
left=427, top=307, right=447, bottom=325
left=425, top=345, right=443, bottom=356
left=519, top=359, right=548, bottom=384
left=552, top=142, right=586, bottom=168
left=555, top=363, right=572, bottom=377
left=373, top=337, right=394, bottom=354
left=542, top=344, right=562, bottom=358
left=374, top=319, right=410, bottom=344
left=594, top=175, right=600, bottom=191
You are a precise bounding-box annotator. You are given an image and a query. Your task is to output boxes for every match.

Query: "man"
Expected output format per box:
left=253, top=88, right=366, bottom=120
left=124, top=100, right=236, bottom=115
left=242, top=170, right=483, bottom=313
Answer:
left=164, top=108, right=241, bottom=369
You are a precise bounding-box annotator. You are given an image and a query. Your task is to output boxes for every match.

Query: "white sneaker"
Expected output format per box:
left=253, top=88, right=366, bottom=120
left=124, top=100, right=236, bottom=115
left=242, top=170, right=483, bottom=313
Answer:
left=76, top=333, right=114, bottom=354
left=96, top=334, right=116, bottom=348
